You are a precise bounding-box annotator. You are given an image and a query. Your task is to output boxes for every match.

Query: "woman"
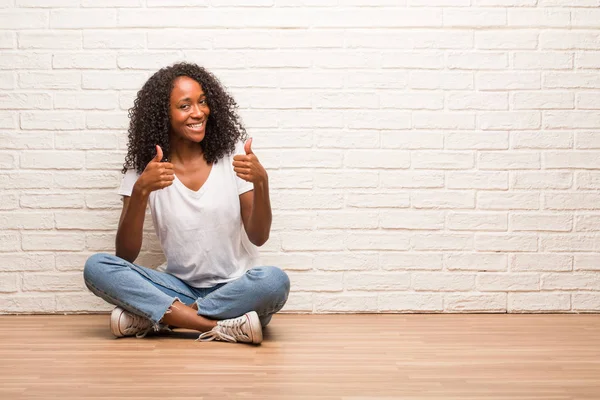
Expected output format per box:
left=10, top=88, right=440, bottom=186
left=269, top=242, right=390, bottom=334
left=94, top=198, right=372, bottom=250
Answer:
left=83, top=62, right=290, bottom=345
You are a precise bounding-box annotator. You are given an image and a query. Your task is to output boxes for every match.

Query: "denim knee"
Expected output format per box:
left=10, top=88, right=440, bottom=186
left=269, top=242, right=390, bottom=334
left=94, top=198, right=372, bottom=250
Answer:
left=250, top=266, right=290, bottom=306
left=83, top=253, right=113, bottom=287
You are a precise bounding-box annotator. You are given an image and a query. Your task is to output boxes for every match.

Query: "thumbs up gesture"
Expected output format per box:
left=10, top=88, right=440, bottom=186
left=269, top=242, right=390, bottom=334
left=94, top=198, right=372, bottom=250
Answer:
left=233, top=138, right=267, bottom=184
left=134, top=145, right=175, bottom=197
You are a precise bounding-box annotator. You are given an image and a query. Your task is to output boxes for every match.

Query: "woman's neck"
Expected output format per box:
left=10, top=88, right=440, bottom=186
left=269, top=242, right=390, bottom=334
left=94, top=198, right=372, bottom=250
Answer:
left=169, top=138, right=205, bottom=167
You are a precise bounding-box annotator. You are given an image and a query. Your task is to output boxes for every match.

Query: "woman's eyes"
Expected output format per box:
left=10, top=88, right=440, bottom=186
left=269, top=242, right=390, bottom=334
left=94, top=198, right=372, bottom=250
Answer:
left=180, top=100, right=206, bottom=109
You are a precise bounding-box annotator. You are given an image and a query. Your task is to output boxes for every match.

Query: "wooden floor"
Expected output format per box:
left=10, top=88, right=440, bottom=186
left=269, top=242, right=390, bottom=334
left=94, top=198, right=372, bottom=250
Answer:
left=1, top=314, right=599, bottom=400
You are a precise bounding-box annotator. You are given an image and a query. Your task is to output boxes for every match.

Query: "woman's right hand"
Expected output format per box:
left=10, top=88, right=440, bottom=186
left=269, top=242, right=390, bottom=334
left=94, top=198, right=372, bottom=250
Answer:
left=133, top=145, right=174, bottom=197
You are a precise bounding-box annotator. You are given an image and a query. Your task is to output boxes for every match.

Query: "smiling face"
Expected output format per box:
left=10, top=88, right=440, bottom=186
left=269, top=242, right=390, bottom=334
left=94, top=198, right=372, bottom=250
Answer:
left=169, top=76, right=210, bottom=143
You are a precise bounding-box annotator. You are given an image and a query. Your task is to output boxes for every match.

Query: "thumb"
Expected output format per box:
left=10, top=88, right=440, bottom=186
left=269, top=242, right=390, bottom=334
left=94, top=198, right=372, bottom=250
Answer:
left=153, top=145, right=163, bottom=162
left=244, top=138, right=253, bottom=155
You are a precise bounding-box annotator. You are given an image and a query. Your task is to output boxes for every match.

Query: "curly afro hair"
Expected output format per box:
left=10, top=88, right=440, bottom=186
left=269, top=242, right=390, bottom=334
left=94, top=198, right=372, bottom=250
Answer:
left=122, top=62, right=247, bottom=174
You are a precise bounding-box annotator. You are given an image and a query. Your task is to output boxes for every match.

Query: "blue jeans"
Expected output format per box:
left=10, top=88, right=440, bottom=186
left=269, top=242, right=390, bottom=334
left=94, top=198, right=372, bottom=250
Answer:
left=83, top=253, right=290, bottom=329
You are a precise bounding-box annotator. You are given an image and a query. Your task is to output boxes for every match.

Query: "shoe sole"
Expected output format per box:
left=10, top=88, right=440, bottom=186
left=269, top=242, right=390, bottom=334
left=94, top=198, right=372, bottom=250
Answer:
left=246, top=311, right=263, bottom=344
left=110, top=307, right=125, bottom=338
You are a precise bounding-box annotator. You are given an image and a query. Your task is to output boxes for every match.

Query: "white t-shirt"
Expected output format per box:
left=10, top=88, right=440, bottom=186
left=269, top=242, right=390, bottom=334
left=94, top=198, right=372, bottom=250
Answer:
left=118, top=142, right=259, bottom=288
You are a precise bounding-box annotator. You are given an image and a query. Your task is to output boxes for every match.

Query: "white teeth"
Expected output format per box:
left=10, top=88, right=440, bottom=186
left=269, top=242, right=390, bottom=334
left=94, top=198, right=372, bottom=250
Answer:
left=188, top=123, right=203, bottom=128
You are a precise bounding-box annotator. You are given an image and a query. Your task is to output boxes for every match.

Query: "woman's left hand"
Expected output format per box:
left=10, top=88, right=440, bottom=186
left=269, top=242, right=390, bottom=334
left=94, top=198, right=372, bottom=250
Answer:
left=233, top=138, right=268, bottom=184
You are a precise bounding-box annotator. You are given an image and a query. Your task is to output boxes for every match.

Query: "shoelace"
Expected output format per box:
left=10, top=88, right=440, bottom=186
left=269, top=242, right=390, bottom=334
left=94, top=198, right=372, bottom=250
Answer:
left=197, top=316, right=249, bottom=343
left=121, top=313, right=152, bottom=338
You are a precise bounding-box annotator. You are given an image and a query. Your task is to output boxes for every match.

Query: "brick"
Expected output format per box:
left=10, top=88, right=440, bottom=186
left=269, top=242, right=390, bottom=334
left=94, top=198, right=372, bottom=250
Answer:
left=272, top=211, right=315, bottom=230
left=478, top=72, right=540, bottom=90
left=542, top=273, right=600, bottom=290
left=575, top=215, right=600, bottom=232
left=447, top=172, right=508, bottom=190
left=50, top=9, right=116, bottom=29
left=382, top=51, right=443, bottom=69
left=412, top=191, right=475, bottom=209
left=317, top=131, right=378, bottom=149
left=572, top=293, right=600, bottom=312
left=55, top=92, right=117, bottom=111
left=84, top=31, right=145, bottom=49
left=380, top=92, right=444, bottom=110
left=380, top=253, right=443, bottom=271
left=445, top=253, right=507, bottom=272
left=344, top=150, right=409, bottom=169
left=380, top=210, right=444, bottom=230
left=18, top=31, right=81, bottom=49
left=448, top=52, right=507, bottom=70
left=315, top=51, right=380, bottom=69
left=82, top=0, right=142, bottom=6
left=346, top=232, right=410, bottom=251
left=0, top=212, right=53, bottom=230
left=0, top=92, right=52, bottom=110
left=410, top=71, right=473, bottom=90
left=513, top=52, right=573, bottom=70
left=544, top=193, right=600, bottom=211
left=20, top=150, right=84, bottom=169
left=481, top=111, right=541, bottom=130
left=286, top=271, right=343, bottom=292
left=577, top=172, right=600, bottom=190
left=544, top=73, right=600, bottom=89
left=281, top=232, right=345, bottom=251
left=511, top=213, right=572, bottom=232
left=475, top=234, right=538, bottom=252
left=313, top=252, right=378, bottom=271
left=268, top=170, right=313, bottom=189
left=56, top=292, right=114, bottom=313
left=0, top=31, right=15, bottom=49
left=238, top=90, right=312, bottom=110
left=511, top=254, right=572, bottom=272
left=447, top=212, right=507, bottom=231
left=478, top=192, right=540, bottom=210
left=574, top=254, right=600, bottom=271
left=0, top=273, right=18, bottom=293
left=412, top=152, right=474, bottom=169
left=118, top=52, right=183, bottom=70
left=513, top=92, right=574, bottom=110
left=0, top=295, right=56, bottom=313
left=55, top=211, right=120, bottom=230
left=346, top=192, right=410, bottom=208
left=0, top=233, right=20, bottom=252
left=445, top=293, right=507, bottom=312
left=0, top=152, right=16, bottom=169
left=348, top=111, right=410, bottom=130
left=315, top=294, right=378, bottom=312
left=444, top=9, right=507, bottom=27
left=379, top=293, right=443, bottom=312
left=541, top=31, right=600, bottom=50
left=576, top=92, right=600, bottom=109
left=572, top=9, right=600, bottom=28
left=476, top=31, right=538, bottom=50
left=82, top=72, right=147, bottom=90
left=21, top=193, right=83, bottom=209
left=541, top=235, right=599, bottom=252
left=576, top=53, right=600, bottom=69
left=413, top=272, right=475, bottom=291
left=576, top=132, right=600, bottom=149
left=347, top=30, right=472, bottom=50
left=53, top=53, right=116, bottom=69
left=18, top=71, right=79, bottom=89
left=508, top=9, right=570, bottom=27
left=17, top=0, right=78, bottom=5
left=86, top=113, right=128, bottom=130
left=345, top=272, right=410, bottom=291
left=316, top=211, right=379, bottom=229
left=0, top=10, right=47, bottom=29
left=446, top=132, right=508, bottom=150
left=54, top=172, right=120, bottom=189
left=447, top=92, right=508, bottom=110
left=22, top=272, right=84, bottom=292
left=0, top=172, right=52, bottom=189
left=23, top=233, right=84, bottom=251
left=411, top=234, right=473, bottom=251
left=414, top=112, right=476, bottom=129
left=314, top=92, right=378, bottom=110
left=512, top=131, right=573, bottom=149
left=273, top=191, right=344, bottom=210
left=544, top=152, right=599, bottom=169
left=0, top=132, right=53, bottom=149
left=0, top=72, right=15, bottom=89
left=381, top=132, right=443, bottom=149
left=0, top=253, right=54, bottom=272
left=0, top=194, right=19, bottom=210
left=511, top=172, right=572, bottom=190
left=1, top=53, right=51, bottom=70
left=479, top=151, right=540, bottom=169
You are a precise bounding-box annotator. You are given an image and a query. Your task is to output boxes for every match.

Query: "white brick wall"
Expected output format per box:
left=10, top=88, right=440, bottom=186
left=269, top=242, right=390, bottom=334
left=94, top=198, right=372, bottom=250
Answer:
left=1, top=1, right=599, bottom=315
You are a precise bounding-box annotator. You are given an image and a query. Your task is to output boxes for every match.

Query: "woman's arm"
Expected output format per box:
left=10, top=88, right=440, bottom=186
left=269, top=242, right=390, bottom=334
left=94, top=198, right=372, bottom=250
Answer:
left=233, top=139, right=272, bottom=247
left=239, top=180, right=272, bottom=246
left=115, top=189, right=149, bottom=263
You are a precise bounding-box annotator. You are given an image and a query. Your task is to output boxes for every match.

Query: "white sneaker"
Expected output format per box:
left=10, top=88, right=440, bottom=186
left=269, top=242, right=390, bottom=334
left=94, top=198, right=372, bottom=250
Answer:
left=110, top=306, right=154, bottom=338
left=197, top=311, right=262, bottom=344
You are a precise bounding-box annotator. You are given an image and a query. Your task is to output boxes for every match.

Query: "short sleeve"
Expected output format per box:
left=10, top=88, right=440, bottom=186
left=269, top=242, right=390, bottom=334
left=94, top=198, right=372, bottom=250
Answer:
left=233, top=141, right=254, bottom=195
left=117, top=169, right=141, bottom=197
